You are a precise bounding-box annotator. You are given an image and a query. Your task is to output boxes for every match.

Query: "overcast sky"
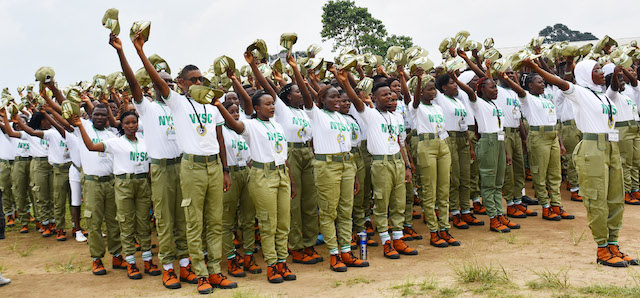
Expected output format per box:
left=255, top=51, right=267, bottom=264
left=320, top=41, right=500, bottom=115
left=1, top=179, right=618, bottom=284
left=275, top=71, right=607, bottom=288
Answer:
left=0, top=0, right=638, bottom=92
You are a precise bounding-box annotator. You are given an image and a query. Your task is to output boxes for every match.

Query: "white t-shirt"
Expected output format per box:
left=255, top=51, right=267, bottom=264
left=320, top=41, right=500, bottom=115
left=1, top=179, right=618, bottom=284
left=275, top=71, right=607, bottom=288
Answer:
left=395, top=111, right=407, bottom=144
left=241, top=118, right=288, bottom=165
left=409, top=101, right=447, bottom=137
left=43, top=128, right=71, bottom=165
left=13, top=134, right=30, bottom=158
left=555, top=89, right=576, bottom=122
left=456, top=88, right=476, bottom=127
left=607, top=86, right=639, bottom=122
left=103, top=135, right=150, bottom=175
left=305, top=106, right=351, bottom=154
left=433, top=92, right=468, bottom=132
left=343, top=114, right=362, bottom=148
left=164, top=90, right=224, bottom=156
left=543, top=85, right=557, bottom=103
left=519, top=92, right=557, bottom=126
left=622, top=84, right=640, bottom=108
left=222, top=125, right=250, bottom=167
left=65, top=133, right=82, bottom=169
left=358, top=106, right=402, bottom=155
left=274, top=97, right=312, bottom=143
left=470, top=98, right=505, bottom=134
left=562, top=83, right=618, bottom=134
left=349, top=105, right=367, bottom=141
left=396, top=101, right=414, bottom=130
left=20, top=132, right=48, bottom=158
left=134, top=98, right=182, bottom=159
left=495, top=86, right=521, bottom=128
left=74, top=118, right=116, bottom=176
left=0, top=133, right=16, bottom=160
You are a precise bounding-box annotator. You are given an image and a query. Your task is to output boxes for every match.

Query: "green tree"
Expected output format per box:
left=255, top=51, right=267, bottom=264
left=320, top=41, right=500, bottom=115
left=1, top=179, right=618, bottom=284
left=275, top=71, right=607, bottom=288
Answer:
left=538, top=23, right=597, bottom=43
left=320, top=0, right=413, bottom=56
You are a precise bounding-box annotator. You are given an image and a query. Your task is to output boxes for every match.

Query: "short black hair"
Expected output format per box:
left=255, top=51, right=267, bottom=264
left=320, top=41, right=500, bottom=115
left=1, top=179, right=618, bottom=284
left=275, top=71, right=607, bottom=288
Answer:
left=180, top=65, right=200, bottom=79
left=27, top=112, right=45, bottom=130
left=522, top=73, right=542, bottom=91
left=94, top=103, right=108, bottom=110
left=222, top=100, right=236, bottom=110
left=372, top=82, right=390, bottom=96
left=372, top=75, right=387, bottom=85
left=435, top=73, right=451, bottom=92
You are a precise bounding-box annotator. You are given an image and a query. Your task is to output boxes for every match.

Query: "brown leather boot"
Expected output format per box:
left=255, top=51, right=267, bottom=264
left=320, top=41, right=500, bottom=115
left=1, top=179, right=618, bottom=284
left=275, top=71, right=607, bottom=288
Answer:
left=625, top=193, right=640, bottom=205
left=162, top=269, right=181, bottom=289
left=126, top=263, right=142, bottom=280
left=451, top=214, right=470, bottom=229
left=438, top=230, right=461, bottom=246
left=597, top=246, right=628, bottom=267
left=243, top=254, right=262, bottom=274
left=473, top=201, right=487, bottom=214
left=209, top=273, right=237, bottom=289
left=383, top=240, right=400, bottom=259
left=329, top=254, right=347, bottom=272
left=179, top=264, right=198, bottom=284
left=460, top=213, right=485, bottom=226
left=551, top=206, right=575, bottom=219
left=144, top=260, right=161, bottom=276
left=303, top=246, right=323, bottom=262
left=340, top=251, right=369, bottom=267
left=429, top=231, right=449, bottom=248
left=112, top=255, right=127, bottom=269
left=403, top=226, right=423, bottom=240
left=393, top=239, right=418, bottom=255
left=542, top=207, right=561, bottom=221
left=515, top=203, right=537, bottom=216
left=498, top=215, right=520, bottom=229
left=291, top=249, right=317, bottom=264
left=489, top=217, right=510, bottom=233
left=227, top=255, right=246, bottom=277
left=92, top=259, right=107, bottom=275
left=267, top=264, right=283, bottom=283
left=196, top=277, right=214, bottom=294
left=608, top=244, right=639, bottom=265
left=570, top=191, right=583, bottom=202
left=276, top=262, right=296, bottom=281
left=506, top=205, right=526, bottom=218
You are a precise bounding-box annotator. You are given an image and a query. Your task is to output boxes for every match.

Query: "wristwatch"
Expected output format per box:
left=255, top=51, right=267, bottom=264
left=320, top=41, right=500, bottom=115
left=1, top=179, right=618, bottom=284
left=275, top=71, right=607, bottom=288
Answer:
left=223, top=167, right=230, bottom=173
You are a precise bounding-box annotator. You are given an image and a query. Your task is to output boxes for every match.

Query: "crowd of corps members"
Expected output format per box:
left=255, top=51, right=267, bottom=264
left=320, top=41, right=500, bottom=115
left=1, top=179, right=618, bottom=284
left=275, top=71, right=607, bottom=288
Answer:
left=0, top=27, right=639, bottom=295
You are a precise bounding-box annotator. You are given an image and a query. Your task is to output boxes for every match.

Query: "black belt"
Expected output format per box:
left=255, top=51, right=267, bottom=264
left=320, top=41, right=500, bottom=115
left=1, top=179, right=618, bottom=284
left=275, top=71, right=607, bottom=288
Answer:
left=583, top=133, right=613, bottom=141
left=252, top=161, right=284, bottom=171
left=33, top=157, right=48, bottom=161
left=447, top=131, right=467, bottom=138
left=182, top=153, right=219, bottom=163
left=151, top=156, right=181, bottom=166
left=84, top=174, right=114, bottom=182
left=418, top=133, right=437, bottom=141
left=372, top=153, right=401, bottom=161
left=53, top=162, right=72, bottom=168
left=15, top=156, right=32, bottom=161
left=315, top=153, right=351, bottom=162
left=562, top=120, right=576, bottom=126
left=529, top=125, right=556, bottom=132
left=288, top=141, right=310, bottom=148
left=504, top=127, right=519, bottom=133
left=0, top=159, right=14, bottom=165
left=115, top=173, right=148, bottom=179
left=615, top=120, right=638, bottom=127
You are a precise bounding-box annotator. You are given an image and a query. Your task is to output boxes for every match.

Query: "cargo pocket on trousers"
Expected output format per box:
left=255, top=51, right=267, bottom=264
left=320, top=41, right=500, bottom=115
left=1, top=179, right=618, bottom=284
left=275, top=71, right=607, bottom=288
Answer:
left=83, top=210, right=92, bottom=219
left=256, top=210, right=270, bottom=232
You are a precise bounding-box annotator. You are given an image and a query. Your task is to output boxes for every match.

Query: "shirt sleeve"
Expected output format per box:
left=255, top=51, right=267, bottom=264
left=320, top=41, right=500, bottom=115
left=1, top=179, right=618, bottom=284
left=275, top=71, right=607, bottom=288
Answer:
left=240, top=119, right=252, bottom=138
left=562, top=83, right=580, bottom=105
left=42, top=129, right=52, bottom=141
left=214, top=108, right=225, bottom=126
left=358, top=106, right=373, bottom=125
left=19, top=131, right=29, bottom=140
left=163, top=90, right=182, bottom=111
left=606, top=86, right=619, bottom=101
left=518, top=92, right=529, bottom=103
left=133, top=97, right=149, bottom=116
left=102, top=138, right=118, bottom=154
left=304, top=105, right=318, bottom=121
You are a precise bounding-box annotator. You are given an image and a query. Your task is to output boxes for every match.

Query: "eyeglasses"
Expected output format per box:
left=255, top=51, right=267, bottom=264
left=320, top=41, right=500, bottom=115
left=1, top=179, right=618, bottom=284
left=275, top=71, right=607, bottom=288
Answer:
left=592, top=68, right=604, bottom=74
left=188, top=76, right=206, bottom=83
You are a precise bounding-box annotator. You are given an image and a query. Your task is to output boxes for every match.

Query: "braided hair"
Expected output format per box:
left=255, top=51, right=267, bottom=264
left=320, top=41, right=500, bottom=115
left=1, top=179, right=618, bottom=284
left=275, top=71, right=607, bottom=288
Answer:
left=278, top=83, right=295, bottom=106
left=475, top=77, right=491, bottom=99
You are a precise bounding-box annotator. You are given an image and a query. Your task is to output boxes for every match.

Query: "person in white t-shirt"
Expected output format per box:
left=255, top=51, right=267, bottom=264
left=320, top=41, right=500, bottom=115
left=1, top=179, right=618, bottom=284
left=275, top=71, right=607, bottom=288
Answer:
left=338, top=69, right=418, bottom=259
left=213, top=85, right=297, bottom=284
left=606, top=65, right=640, bottom=205
left=134, top=31, right=235, bottom=293
left=72, top=111, right=160, bottom=279
left=526, top=58, right=636, bottom=267
left=0, top=116, right=16, bottom=229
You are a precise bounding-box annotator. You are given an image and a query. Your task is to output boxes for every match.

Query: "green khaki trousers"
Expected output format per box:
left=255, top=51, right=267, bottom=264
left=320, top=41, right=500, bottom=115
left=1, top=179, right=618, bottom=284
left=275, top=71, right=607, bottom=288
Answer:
left=560, top=121, right=582, bottom=190
left=52, top=163, right=70, bottom=229
left=180, top=155, right=223, bottom=277
left=527, top=130, right=562, bottom=206
left=248, top=165, right=290, bottom=265
left=476, top=134, right=506, bottom=217
left=409, top=131, right=423, bottom=206
left=32, top=159, right=53, bottom=223
left=314, top=156, right=356, bottom=252
left=359, top=140, right=373, bottom=218
left=83, top=177, right=122, bottom=259
left=222, top=167, right=255, bottom=257
left=287, top=147, right=318, bottom=250
left=115, top=176, right=152, bottom=258
left=574, top=137, right=624, bottom=245
left=447, top=132, right=471, bottom=212
left=352, top=150, right=367, bottom=232
left=468, top=127, right=480, bottom=199
left=0, top=160, right=14, bottom=216
left=503, top=128, right=525, bottom=202
left=418, top=138, right=451, bottom=231
left=150, top=160, right=188, bottom=265
left=403, top=146, right=414, bottom=225
left=372, top=155, right=406, bottom=233
left=617, top=124, right=640, bottom=192
left=11, top=159, right=30, bottom=224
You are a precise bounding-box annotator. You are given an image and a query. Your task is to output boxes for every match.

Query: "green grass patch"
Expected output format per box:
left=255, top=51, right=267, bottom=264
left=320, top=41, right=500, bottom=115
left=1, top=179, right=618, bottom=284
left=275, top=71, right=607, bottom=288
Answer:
left=578, top=284, right=640, bottom=297
left=526, top=267, right=570, bottom=290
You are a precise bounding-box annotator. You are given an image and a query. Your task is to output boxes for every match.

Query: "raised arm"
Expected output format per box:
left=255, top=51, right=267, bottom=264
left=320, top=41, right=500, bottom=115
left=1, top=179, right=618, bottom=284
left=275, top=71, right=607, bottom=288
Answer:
left=227, top=68, right=253, bottom=115
left=133, top=32, right=171, bottom=99
left=458, top=49, right=486, bottom=78
left=13, top=114, right=44, bottom=138
left=287, top=54, right=314, bottom=109
left=623, top=66, right=638, bottom=87
left=307, top=71, right=321, bottom=92
left=110, top=33, right=143, bottom=103
left=397, top=65, right=412, bottom=104
left=43, top=80, right=67, bottom=106
left=42, top=108, right=66, bottom=138
left=450, top=70, right=478, bottom=101
left=213, top=99, right=245, bottom=134
left=245, top=51, right=277, bottom=100
left=498, top=72, right=526, bottom=98
left=81, top=92, right=94, bottom=115
left=1, top=113, right=20, bottom=138
left=523, top=58, right=570, bottom=91
left=41, top=88, right=62, bottom=114
left=69, top=115, right=105, bottom=152
left=337, top=69, right=364, bottom=112
left=413, top=72, right=423, bottom=109
left=611, top=65, right=623, bottom=92
left=47, top=103, right=73, bottom=132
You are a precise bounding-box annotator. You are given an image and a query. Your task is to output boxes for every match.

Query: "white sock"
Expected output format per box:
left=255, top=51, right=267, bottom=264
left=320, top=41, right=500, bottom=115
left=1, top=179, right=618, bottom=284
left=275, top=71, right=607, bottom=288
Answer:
left=392, top=230, right=404, bottom=240
left=340, top=246, right=351, bottom=254
left=329, top=248, right=339, bottom=255
left=507, top=202, right=514, bottom=206
left=379, top=232, right=391, bottom=244
left=142, top=251, right=152, bottom=262
left=179, top=257, right=190, bottom=268
left=126, top=255, right=135, bottom=264
left=461, top=209, right=471, bottom=214
left=543, top=204, right=550, bottom=208
left=451, top=210, right=460, bottom=215
left=163, top=263, right=173, bottom=271
left=472, top=197, right=480, bottom=203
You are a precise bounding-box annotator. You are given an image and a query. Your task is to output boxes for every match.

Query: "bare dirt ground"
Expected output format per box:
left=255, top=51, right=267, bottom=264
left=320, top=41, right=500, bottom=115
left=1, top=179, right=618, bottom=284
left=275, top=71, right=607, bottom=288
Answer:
left=2, top=182, right=640, bottom=297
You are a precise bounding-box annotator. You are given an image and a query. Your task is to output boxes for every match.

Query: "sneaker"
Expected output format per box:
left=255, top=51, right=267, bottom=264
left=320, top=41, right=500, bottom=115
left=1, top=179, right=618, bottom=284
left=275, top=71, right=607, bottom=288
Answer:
left=412, top=210, right=421, bottom=219
left=383, top=240, right=400, bottom=259
left=127, top=263, right=142, bottom=280
left=42, top=223, right=53, bottom=237
left=56, top=229, right=67, bottom=241
left=570, top=191, right=583, bottom=202
left=197, top=277, right=214, bottom=294
left=180, top=264, right=198, bottom=284
left=291, top=249, right=317, bottom=264
left=473, top=201, right=487, bottom=215
left=112, top=255, right=127, bottom=269
left=596, top=246, right=628, bottom=267
left=162, top=269, right=181, bottom=289
left=403, top=226, right=422, bottom=240
left=551, top=206, right=575, bottom=219
left=624, top=193, right=640, bottom=205
left=20, top=225, right=28, bottom=234
left=243, top=254, right=262, bottom=274
left=267, top=264, right=284, bottom=283
left=6, top=215, right=15, bottom=227
left=461, top=213, right=485, bottom=226
left=364, top=221, right=374, bottom=236
left=451, top=214, right=470, bottom=229
left=429, top=231, right=449, bottom=248
left=515, top=203, right=538, bottom=216
left=521, top=195, right=538, bottom=205
left=542, top=207, right=562, bottom=221
left=208, top=273, right=237, bottom=289
left=144, top=260, right=161, bottom=276
left=329, top=254, right=347, bottom=272
left=276, top=262, right=297, bottom=281
left=498, top=215, right=520, bottom=229
left=506, top=205, right=526, bottom=218
left=0, top=273, right=10, bottom=286
left=393, top=239, right=418, bottom=255
left=72, top=227, right=88, bottom=237
left=489, top=217, right=510, bottom=233
left=303, top=246, right=323, bottom=263
left=438, top=230, right=461, bottom=246
left=341, top=251, right=369, bottom=267
left=75, top=230, right=88, bottom=242
left=227, top=256, right=246, bottom=277
left=92, top=259, right=107, bottom=275
left=608, top=244, right=639, bottom=266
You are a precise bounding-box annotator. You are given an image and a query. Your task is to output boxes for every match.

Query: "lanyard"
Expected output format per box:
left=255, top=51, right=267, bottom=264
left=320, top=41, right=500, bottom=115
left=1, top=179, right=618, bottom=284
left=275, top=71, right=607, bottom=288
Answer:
left=91, top=126, right=102, bottom=143
left=484, top=99, right=502, bottom=128
left=590, top=90, right=614, bottom=126
left=187, top=98, right=206, bottom=131
left=444, top=95, right=465, bottom=116
left=125, top=137, right=139, bottom=159
left=156, top=101, right=174, bottom=127
left=376, top=108, right=395, bottom=139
